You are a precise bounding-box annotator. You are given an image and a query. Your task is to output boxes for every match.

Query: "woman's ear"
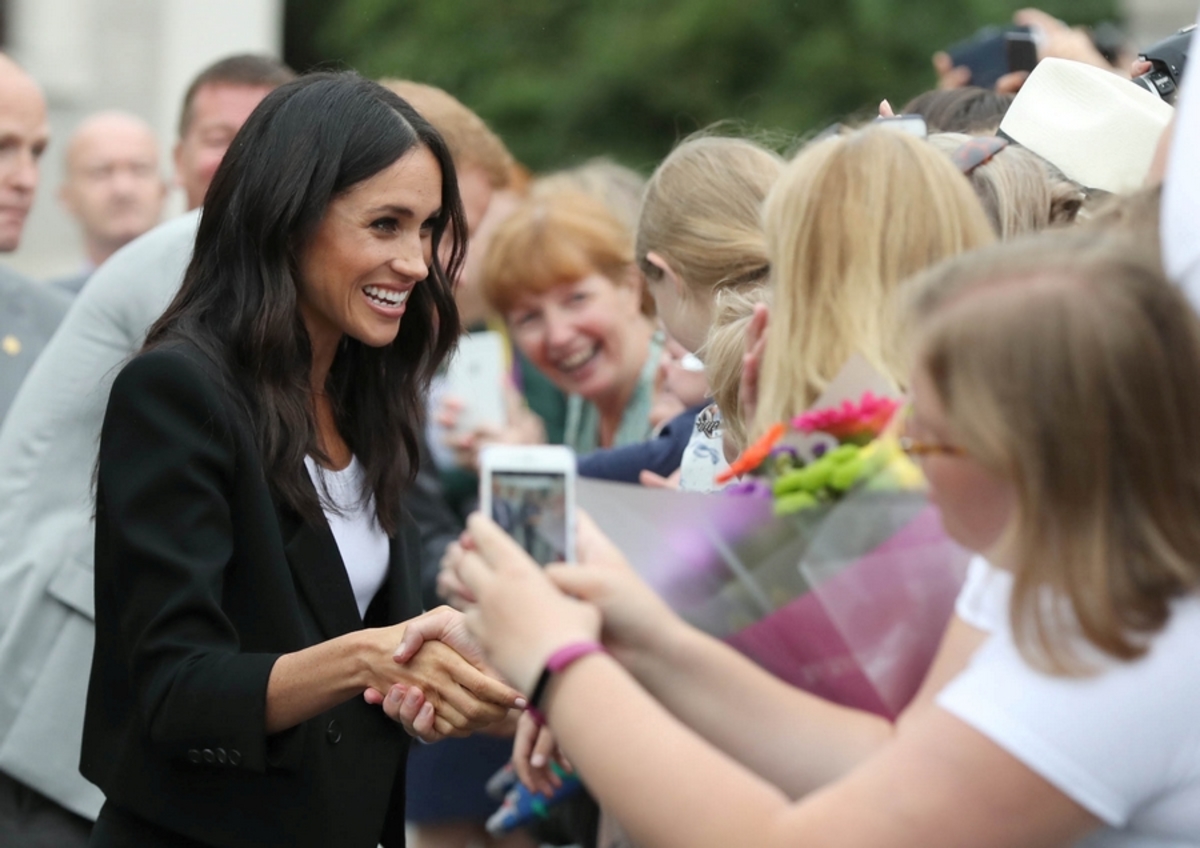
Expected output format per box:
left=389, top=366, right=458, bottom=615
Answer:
left=646, top=251, right=686, bottom=299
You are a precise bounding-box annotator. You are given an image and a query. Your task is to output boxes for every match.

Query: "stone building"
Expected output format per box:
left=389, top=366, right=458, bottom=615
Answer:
left=2, top=0, right=282, bottom=278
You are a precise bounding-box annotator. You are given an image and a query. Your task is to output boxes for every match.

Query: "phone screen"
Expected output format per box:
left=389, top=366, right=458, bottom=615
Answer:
left=490, top=471, right=569, bottom=566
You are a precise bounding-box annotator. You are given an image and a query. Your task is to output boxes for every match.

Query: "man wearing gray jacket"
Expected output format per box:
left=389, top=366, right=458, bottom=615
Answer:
left=0, top=54, right=69, bottom=423
left=0, top=53, right=292, bottom=846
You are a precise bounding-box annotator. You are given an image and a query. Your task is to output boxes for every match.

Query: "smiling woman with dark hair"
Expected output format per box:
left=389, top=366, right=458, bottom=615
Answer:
left=81, top=72, right=522, bottom=848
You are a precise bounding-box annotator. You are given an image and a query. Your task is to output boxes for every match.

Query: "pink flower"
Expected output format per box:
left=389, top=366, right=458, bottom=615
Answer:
left=792, top=392, right=901, bottom=445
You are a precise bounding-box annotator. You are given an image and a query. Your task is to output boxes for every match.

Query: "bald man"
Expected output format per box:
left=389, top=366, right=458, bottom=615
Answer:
left=52, top=111, right=166, bottom=295
left=0, top=54, right=69, bottom=425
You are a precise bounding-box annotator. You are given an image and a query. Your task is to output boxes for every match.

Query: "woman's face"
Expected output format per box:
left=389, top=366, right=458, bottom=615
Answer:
left=297, top=145, right=443, bottom=354
left=908, top=364, right=1016, bottom=557
left=507, top=273, right=645, bottom=405
left=644, top=254, right=709, bottom=354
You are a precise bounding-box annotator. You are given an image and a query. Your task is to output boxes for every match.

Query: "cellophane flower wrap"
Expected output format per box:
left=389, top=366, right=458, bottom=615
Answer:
left=578, top=357, right=970, bottom=720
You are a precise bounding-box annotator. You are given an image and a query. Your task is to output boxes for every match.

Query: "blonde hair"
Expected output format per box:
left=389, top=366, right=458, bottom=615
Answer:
left=1078, top=184, right=1163, bottom=273
left=701, top=285, right=769, bottom=452
left=907, top=231, right=1200, bottom=672
left=636, top=135, right=783, bottom=300
left=480, top=187, right=636, bottom=315
left=752, top=127, right=995, bottom=438
left=380, top=79, right=515, bottom=189
left=927, top=133, right=1085, bottom=239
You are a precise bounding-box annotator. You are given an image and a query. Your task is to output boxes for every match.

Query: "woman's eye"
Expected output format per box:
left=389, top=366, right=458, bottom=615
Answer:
left=420, top=217, right=437, bottom=232
left=511, top=312, right=539, bottom=328
left=371, top=217, right=399, bottom=233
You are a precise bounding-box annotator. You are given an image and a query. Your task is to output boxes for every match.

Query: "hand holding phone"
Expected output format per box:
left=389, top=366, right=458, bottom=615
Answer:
left=480, top=446, right=576, bottom=566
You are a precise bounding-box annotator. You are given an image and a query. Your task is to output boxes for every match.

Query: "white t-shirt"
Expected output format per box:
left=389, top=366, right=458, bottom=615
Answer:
left=304, top=455, right=390, bottom=619
left=938, top=557, right=1200, bottom=846
left=678, top=404, right=730, bottom=493
left=1162, top=13, right=1200, bottom=310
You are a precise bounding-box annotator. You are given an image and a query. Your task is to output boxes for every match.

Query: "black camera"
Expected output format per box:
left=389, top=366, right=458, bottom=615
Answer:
left=1132, top=25, right=1194, bottom=105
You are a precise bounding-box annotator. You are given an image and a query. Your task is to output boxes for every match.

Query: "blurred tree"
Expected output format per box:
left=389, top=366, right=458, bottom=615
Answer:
left=284, top=0, right=1118, bottom=173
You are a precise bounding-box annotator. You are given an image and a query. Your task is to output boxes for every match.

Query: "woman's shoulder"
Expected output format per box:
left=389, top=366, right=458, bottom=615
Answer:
left=110, top=338, right=243, bottom=426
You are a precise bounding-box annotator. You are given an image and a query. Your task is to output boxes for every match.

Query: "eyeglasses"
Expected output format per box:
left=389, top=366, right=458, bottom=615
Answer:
left=898, top=435, right=966, bottom=459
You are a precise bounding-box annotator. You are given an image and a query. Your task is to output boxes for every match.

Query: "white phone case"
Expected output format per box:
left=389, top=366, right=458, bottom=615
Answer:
left=480, top=445, right=577, bottom=565
left=444, top=331, right=507, bottom=435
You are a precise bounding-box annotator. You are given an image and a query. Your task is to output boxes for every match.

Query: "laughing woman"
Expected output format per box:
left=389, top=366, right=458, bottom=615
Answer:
left=473, top=187, right=661, bottom=455
left=83, top=74, right=522, bottom=848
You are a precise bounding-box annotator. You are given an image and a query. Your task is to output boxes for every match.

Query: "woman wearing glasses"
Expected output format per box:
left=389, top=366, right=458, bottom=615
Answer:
left=432, top=232, right=1200, bottom=846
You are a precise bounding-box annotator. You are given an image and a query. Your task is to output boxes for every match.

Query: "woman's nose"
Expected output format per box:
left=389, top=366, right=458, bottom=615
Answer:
left=390, top=235, right=429, bottom=280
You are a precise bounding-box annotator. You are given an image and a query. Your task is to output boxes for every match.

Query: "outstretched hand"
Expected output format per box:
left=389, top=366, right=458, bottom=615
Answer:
left=363, top=607, right=526, bottom=742
left=543, top=511, right=681, bottom=664
left=447, top=513, right=602, bottom=695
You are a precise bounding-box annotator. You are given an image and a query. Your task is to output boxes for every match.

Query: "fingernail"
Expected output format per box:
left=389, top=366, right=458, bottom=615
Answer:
left=404, top=690, right=421, bottom=708
left=530, top=753, right=546, bottom=768
left=514, top=697, right=528, bottom=709
left=387, top=687, right=402, bottom=704
left=882, top=98, right=892, bottom=110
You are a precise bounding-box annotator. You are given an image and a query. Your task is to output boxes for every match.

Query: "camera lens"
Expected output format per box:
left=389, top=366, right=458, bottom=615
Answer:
left=1132, top=67, right=1178, bottom=105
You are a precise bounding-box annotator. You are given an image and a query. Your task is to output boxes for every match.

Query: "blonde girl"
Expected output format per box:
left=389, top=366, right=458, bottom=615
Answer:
left=751, top=126, right=995, bottom=439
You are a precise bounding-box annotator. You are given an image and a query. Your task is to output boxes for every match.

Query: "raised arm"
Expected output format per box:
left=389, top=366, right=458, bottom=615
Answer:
left=451, top=513, right=1101, bottom=848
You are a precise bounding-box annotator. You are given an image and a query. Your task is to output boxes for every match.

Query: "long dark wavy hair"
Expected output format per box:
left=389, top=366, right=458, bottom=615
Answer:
left=144, top=72, right=464, bottom=536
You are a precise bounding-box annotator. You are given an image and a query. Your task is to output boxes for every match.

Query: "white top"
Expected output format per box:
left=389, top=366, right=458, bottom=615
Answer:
left=304, top=455, right=390, bottom=619
left=1163, top=14, right=1200, bottom=309
left=678, top=404, right=730, bottom=493
left=939, top=557, right=1200, bottom=846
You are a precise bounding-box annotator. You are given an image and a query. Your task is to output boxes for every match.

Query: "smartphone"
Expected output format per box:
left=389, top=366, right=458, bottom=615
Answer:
left=1004, top=32, right=1039, bottom=75
left=479, top=445, right=576, bottom=566
left=443, top=331, right=507, bottom=435
left=873, top=115, right=928, bottom=139
left=946, top=25, right=1032, bottom=90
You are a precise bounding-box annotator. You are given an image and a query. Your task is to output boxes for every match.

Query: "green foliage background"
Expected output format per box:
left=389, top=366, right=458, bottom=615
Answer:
left=284, top=0, right=1118, bottom=173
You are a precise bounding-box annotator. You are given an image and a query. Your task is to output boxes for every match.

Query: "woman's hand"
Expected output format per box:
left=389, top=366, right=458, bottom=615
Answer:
left=544, top=511, right=683, bottom=664
left=512, top=710, right=572, bottom=796
left=436, top=544, right=477, bottom=609
left=441, top=383, right=547, bottom=472
left=446, top=514, right=602, bottom=695
left=361, top=611, right=526, bottom=740
left=1014, top=8, right=1118, bottom=73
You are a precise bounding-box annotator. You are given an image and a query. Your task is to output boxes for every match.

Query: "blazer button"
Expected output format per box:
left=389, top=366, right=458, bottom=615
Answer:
left=228, top=749, right=242, bottom=767
left=187, top=749, right=201, bottom=764
left=326, top=719, right=342, bottom=745
left=216, top=748, right=228, bottom=764
left=202, top=748, right=216, bottom=764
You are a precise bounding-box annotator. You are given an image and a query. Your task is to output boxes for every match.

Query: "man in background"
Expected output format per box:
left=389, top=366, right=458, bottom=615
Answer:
left=0, top=53, right=68, bottom=424
left=174, top=53, right=291, bottom=210
left=52, top=111, right=166, bottom=295
left=0, top=53, right=293, bottom=847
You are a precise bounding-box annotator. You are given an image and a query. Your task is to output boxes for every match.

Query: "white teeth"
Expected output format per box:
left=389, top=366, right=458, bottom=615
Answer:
left=364, top=285, right=410, bottom=307
left=558, top=347, right=596, bottom=371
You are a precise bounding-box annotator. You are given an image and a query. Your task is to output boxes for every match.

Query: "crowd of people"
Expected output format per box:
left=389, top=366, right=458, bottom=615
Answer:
left=0, top=5, right=1197, bottom=848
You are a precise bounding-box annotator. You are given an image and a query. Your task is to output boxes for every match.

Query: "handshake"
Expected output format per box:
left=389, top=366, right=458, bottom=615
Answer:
left=360, top=605, right=526, bottom=743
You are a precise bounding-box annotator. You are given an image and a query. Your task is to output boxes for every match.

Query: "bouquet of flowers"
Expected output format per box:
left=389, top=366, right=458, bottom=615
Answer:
left=578, top=357, right=971, bottom=720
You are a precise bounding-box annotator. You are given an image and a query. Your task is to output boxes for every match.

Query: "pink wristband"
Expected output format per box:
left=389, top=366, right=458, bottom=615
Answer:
left=525, top=640, right=607, bottom=726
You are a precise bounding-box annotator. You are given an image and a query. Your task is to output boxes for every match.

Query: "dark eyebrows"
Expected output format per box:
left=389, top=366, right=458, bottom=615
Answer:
left=368, top=204, right=442, bottom=219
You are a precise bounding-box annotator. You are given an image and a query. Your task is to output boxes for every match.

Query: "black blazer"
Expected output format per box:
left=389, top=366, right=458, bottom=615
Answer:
left=82, top=340, right=423, bottom=848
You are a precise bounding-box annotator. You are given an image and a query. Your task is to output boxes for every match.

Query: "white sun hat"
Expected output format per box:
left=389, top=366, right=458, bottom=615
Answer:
left=999, top=57, right=1174, bottom=194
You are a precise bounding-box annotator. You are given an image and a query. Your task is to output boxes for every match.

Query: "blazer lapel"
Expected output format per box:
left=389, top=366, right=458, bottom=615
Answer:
left=278, top=498, right=364, bottom=640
